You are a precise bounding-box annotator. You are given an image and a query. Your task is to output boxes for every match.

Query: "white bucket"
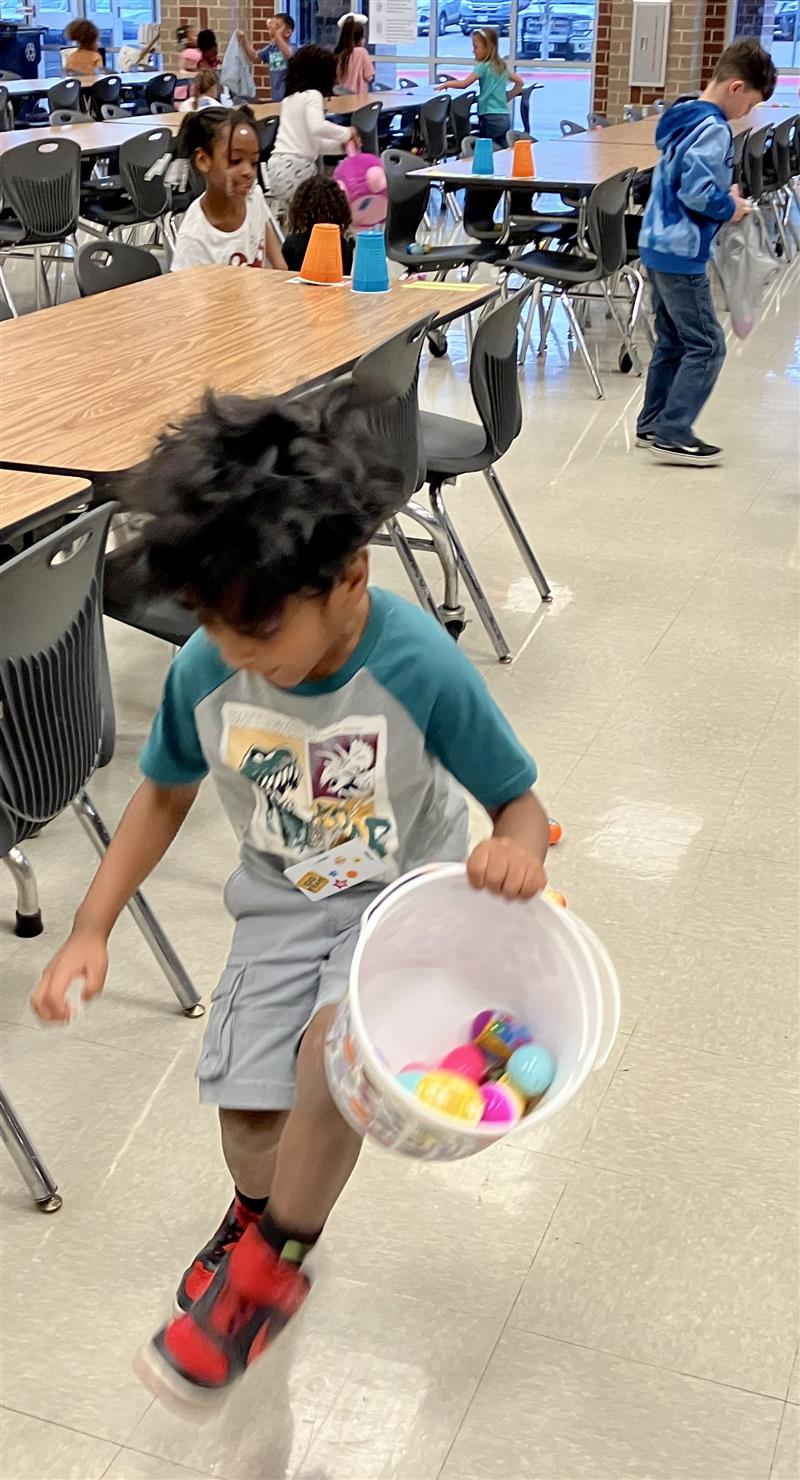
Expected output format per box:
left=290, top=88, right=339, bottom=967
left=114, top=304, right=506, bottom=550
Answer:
left=325, top=864, right=620, bottom=1161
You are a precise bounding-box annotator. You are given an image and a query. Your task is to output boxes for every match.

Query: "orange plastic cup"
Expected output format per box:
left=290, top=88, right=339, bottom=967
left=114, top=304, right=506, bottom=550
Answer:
left=300, top=223, right=344, bottom=285
left=511, top=139, right=535, bottom=178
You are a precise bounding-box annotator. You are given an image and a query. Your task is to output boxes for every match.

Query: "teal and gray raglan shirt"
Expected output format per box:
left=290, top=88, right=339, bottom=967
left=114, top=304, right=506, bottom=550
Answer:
left=140, top=588, right=537, bottom=890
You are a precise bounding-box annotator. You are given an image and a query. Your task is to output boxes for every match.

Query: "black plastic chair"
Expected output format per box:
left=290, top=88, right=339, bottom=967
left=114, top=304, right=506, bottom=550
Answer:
left=23, top=76, right=83, bottom=128
left=450, top=91, right=476, bottom=153
left=144, top=72, right=176, bottom=109
left=82, top=127, right=171, bottom=236
left=733, top=127, right=750, bottom=190
left=504, top=166, right=642, bottom=397
left=351, top=100, right=382, bottom=157
left=76, top=237, right=161, bottom=294
left=0, top=137, right=81, bottom=314
left=519, top=82, right=542, bottom=135
left=742, top=124, right=771, bottom=202
left=418, top=95, right=450, bottom=161
left=0, top=69, right=20, bottom=81
left=100, top=102, right=129, bottom=120
left=0, top=505, right=201, bottom=1212
left=0, top=84, right=12, bottom=132
left=587, top=112, right=609, bottom=129
left=560, top=118, right=585, bottom=136
left=149, top=99, right=174, bottom=115
left=418, top=290, right=550, bottom=662
left=383, top=147, right=502, bottom=280
left=764, top=114, right=798, bottom=258
left=49, top=108, right=91, bottom=126
left=88, top=74, right=121, bottom=119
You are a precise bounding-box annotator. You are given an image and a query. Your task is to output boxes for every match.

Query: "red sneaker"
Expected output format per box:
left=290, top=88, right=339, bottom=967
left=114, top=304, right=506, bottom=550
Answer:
left=176, top=1196, right=260, bottom=1313
left=136, top=1224, right=310, bottom=1408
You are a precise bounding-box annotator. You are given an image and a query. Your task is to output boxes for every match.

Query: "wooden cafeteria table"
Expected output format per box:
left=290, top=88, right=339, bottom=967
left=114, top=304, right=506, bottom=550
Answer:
left=571, top=103, right=787, bottom=147
left=0, top=468, right=90, bottom=539
left=0, top=266, right=495, bottom=479
left=413, top=139, right=659, bottom=193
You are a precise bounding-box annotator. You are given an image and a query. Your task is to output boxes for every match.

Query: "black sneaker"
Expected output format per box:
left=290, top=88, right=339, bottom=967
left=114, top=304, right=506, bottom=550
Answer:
left=649, top=437, right=721, bottom=466
left=635, top=431, right=655, bottom=448
left=175, top=1197, right=260, bottom=1313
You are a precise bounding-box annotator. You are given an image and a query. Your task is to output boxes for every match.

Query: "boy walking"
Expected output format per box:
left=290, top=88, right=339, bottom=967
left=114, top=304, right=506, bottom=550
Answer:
left=637, top=38, right=776, bottom=466
left=32, top=389, right=550, bottom=1406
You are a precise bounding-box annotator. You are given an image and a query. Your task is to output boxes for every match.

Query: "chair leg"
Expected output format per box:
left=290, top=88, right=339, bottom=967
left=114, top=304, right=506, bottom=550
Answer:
left=538, top=292, right=557, bottom=355
left=429, top=482, right=512, bottom=663
left=71, top=790, right=204, bottom=1017
left=0, top=1088, right=62, bottom=1212
left=384, top=515, right=442, bottom=622
left=562, top=293, right=605, bottom=398
left=0, top=260, right=19, bottom=317
left=518, top=280, right=541, bottom=365
left=400, top=499, right=466, bottom=627
left=482, top=466, right=551, bottom=602
left=770, top=195, right=792, bottom=260
left=601, top=276, right=643, bottom=375
left=2, top=847, right=43, bottom=937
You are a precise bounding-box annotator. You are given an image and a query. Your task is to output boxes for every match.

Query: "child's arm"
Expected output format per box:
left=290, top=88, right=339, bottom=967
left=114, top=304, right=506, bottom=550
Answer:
left=31, top=779, right=198, bottom=1022
left=236, top=30, right=260, bottom=64
left=273, top=30, right=294, bottom=60
left=264, top=221, right=287, bottom=269
left=678, top=128, right=739, bottom=222
left=306, top=92, right=355, bottom=151
left=468, top=790, right=549, bottom=899
left=436, top=71, right=479, bottom=91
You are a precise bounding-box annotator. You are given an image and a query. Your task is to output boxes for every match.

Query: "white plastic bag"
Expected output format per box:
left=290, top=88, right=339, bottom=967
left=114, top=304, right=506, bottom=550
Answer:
left=712, top=213, right=778, bottom=339
left=220, top=32, right=255, bottom=102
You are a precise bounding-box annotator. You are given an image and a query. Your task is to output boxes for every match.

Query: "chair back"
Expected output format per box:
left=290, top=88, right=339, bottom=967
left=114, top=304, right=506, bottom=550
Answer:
left=0, top=137, right=81, bottom=244
left=0, top=504, right=116, bottom=854
left=733, top=127, right=750, bottom=190
left=468, top=292, right=526, bottom=461
left=450, top=91, right=475, bottom=152
left=351, top=100, right=382, bottom=156
left=519, top=83, right=537, bottom=135
left=144, top=72, right=176, bottom=106
left=419, top=95, right=450, bottom=161
left=585, top=167, right=636, bottom=275
left=101, top=102, right=129, bottom=120
left=350, top=313, right=435, bottom=501
left=118, top=127, right=171, bottom=220
left=790, top=115, right=800, bottom=175
left=742, top=125, right=772, bottom=200
left=0, top=69, right=20, bottom=81
left=587, top=112, right=609, bottom=129
left=88, top=74, right=121, bottom=118
left=0, top=85, right=11, bottom=132
left=48, top=77, right=82, bottom=113
left=382, top=147, right=430, bottom=256
left=560, top=118, right=584, bottom=135
left=76, top=238, right=161, bottom=295
left=256, top=114, right=279, bottom=164
left=770, top=115, right=796, bottom=189
left=49, top=108, right=90, bottom=126
left=149, top=99, right=174, bottom=114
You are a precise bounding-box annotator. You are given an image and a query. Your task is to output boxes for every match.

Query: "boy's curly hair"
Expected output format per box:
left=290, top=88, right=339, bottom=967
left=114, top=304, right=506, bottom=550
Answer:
left=122, top=389, right=404, bottom=631
left=287, top=175, right=352, bottom=237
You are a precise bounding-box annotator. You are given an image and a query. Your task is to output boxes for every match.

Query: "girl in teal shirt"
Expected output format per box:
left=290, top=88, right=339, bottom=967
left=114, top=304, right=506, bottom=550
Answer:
left=436, top=26, right=523, bottom=144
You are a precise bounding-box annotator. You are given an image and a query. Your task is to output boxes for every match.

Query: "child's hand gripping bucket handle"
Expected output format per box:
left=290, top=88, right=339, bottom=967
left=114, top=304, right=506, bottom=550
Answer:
left=562, top=912, right=620, bottom=1068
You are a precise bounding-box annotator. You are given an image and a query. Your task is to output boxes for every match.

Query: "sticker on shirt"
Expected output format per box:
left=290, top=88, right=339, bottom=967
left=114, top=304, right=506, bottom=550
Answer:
left=220, top=704, right=396, bottom=865
left=284, top=837, right=386, bottom=900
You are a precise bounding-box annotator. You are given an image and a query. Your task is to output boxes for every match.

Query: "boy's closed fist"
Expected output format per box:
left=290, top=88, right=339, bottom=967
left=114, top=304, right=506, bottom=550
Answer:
left=467, top=837, right=546, bottom=901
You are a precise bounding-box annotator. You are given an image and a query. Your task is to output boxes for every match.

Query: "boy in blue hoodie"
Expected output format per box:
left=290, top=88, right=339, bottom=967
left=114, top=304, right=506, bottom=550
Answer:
left=637, top=38, right=776, bottom=466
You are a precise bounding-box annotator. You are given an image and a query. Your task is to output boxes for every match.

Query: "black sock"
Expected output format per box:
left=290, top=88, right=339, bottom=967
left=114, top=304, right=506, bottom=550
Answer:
left=258, top=1208, right=322, bottom=1264
left=235, top=1188, right=269, bottom=1216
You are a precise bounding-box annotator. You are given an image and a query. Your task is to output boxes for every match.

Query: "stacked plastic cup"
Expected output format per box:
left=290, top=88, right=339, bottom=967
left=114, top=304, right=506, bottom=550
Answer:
left=300, top=223, right=345, bottom=285
left=471, top=137, right=495, bottom=175
left=351, top=227, right=390, bottom=294
left=511, top=138, right=535, bottom=178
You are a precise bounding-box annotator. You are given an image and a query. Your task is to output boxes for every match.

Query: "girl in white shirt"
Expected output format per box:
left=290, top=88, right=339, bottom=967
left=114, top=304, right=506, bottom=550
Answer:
left=267, top=45, right=356, bottom=209
left=170, top=107, right=286, bottom=272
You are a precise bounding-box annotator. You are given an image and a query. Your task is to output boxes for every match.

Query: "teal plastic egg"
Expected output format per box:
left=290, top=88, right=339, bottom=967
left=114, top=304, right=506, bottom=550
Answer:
left=506, top=1043, right=555, bottom=1098
left=396, top=1069, right=425, bottom=1093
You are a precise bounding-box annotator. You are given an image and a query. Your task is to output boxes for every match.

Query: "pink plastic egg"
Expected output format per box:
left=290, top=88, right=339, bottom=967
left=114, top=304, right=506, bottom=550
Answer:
left=439, top=1044, right=486, bottom=1082
left=480, top=1080, right=522, bottom=1126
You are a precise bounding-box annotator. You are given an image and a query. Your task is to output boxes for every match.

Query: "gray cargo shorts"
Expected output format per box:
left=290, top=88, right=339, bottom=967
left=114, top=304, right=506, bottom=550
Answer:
left=196, top=867, right=383, bottom=1111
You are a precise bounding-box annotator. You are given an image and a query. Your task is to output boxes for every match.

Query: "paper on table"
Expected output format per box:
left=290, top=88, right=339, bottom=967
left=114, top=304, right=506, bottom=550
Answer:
left=399, top=279, right=487, bottom=291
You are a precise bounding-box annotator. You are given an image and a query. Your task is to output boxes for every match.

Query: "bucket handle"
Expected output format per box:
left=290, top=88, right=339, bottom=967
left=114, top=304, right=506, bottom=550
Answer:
left=566, top=912, right=621, bottom=1069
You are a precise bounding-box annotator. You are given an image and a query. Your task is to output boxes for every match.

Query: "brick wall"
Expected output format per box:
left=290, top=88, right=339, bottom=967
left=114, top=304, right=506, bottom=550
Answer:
left=159, top=0, right=277, bottom=97
left=592, top=0, right=730, bottom=122
left=701, top=0, right=729, bottom=86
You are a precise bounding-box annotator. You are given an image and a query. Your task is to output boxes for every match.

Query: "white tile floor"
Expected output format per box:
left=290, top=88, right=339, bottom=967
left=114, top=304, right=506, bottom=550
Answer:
left=1, top=262, right=799, bottom=1480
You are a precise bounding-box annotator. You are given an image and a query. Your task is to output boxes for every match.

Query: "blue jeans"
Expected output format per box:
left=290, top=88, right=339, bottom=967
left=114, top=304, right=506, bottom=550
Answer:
left=478, top=112, right=510, bottom=143
left=637, top=268, right=726, bottom=444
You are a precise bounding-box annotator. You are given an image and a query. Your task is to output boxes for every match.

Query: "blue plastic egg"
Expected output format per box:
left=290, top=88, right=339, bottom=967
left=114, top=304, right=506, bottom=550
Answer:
left=506, top=1043, right=556, bottom=1099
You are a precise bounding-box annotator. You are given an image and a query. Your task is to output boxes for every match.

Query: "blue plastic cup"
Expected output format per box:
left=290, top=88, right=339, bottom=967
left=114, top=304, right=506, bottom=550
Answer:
left=472, top=137, right=495, bottom=175
left=352, top=228, right=390, bottom=294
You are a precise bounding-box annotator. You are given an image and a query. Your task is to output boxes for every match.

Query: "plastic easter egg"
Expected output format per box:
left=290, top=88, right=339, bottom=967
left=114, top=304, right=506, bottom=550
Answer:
left=544, top=888, right=568, bottom=909
left=548, top=817, right=563, bottom=846
left=396, top=1069, right=425, bottom=1094
left=470, top=1009, right=496, bottom=1040
left=439, top=1043, right=486, bottom=1082
left=479, top=1080, right=522, bottom=1126
left=415, top=1071, right=483, bottom=1126
left=506, top=1043, right=556, bottom=1099
left=475, top=1012, right=533, bottom=1063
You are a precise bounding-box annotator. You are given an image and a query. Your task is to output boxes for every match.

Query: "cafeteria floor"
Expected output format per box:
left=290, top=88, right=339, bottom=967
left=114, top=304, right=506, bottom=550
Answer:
left=1, top=271, right=798, bottom=1480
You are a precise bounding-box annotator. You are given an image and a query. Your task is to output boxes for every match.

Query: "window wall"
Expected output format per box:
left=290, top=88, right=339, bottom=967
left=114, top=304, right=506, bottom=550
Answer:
left=728, top=0, right=799, bottom=106
left=292, top=0, right=597, bottom=137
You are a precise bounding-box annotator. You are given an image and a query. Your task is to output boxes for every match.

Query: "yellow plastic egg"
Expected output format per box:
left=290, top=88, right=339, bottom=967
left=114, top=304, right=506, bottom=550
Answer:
left=415, top=1071, right=484, bottom=1127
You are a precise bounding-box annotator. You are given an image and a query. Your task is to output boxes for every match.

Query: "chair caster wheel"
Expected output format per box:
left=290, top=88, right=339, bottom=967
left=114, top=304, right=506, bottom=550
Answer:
left=183, top=1002, right=205, bottom=1018
left=444, top=619, right=465, bottom=641
left=15, top=909, right=43, bottom=938
left=37, top=1193, right=62, bottom=1214
left=428, top=329, right=448, bottom=358
left=618, top=348, right=632, bottom=373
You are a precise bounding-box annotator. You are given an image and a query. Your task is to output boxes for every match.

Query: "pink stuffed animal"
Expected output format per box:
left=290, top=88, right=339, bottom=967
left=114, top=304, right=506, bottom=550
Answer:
left=333, top=144, right=387, bottom=231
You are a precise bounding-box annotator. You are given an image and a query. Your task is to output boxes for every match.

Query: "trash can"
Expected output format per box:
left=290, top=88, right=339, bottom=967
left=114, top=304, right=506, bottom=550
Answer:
left=0, top=22, right=46, bottom=78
